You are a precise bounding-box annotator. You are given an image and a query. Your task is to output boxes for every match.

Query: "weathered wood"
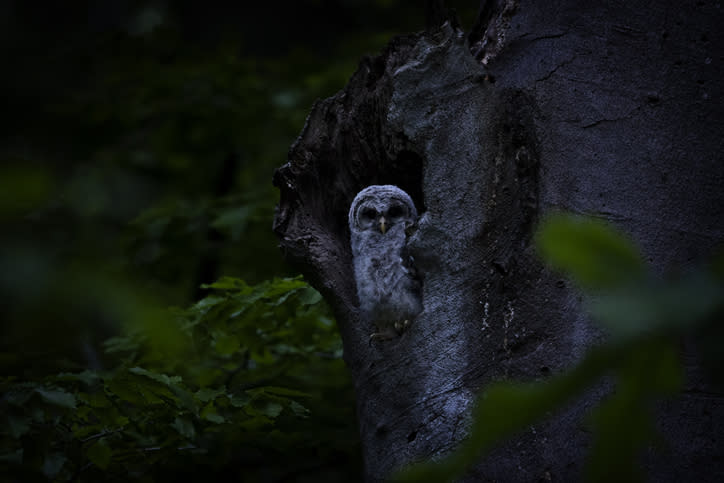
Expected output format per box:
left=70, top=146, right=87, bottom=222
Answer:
left=274, top=0, right=724, bottom=480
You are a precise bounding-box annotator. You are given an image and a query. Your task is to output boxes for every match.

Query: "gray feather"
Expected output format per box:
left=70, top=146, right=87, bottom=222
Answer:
left=348, top=185, right=423, bottom=335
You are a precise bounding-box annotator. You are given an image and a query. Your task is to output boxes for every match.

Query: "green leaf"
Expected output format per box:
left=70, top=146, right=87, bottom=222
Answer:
left=195, top=387, right=227, bottom=403
left=213, top=333, right=240, bottom=356
left=585, top=339, right=682, bottom=482
left=42, top=452, right=67, bottom=478
left=82, top=391, right=112, bottom=408
left=0, top=165, right=53, bottom=218
left=590, top=271, right=724, bottom=340
left=201, top=276, right=248, bottom=291
left=258, top=277, right=308, bottom=301
left=35, top=388, right=77, bottom=409
left=289, top=401, right=310, bottom=418
left=261, top=386, right=312, bottom=398
left=298, top=287, right=322, bottom=305
left=55, top=370, right=101, bottom=386
left=211, top=205, right=254, bottom=240
left=4, top=384, right=35, bottom=406
left=129, top=367, right=183, bottom=386
left=537, top=214, right=645, bottom=289
left=0, top=449, right=23, bottom=464
left=239, top=415, right=273, bottom=431
left=229, top=393, right=250, bottom=408
left=193, top=295, right=226, bottom=312
left=205, top=413, right=225, bottom=424
left=261, top=402, right=283, bottom=418
left=55, top=371, right=99, bottom=386
left=6, top=413, right=30, bottom=438
left=201, top=403, right=225, bottom=424
left=86, top=439, right=112, bottom=470
left=171, top=417, right=196, bottom=439
left=105, top=376, right=146, bottom=405
left=103, top=335, right=140, bottom=355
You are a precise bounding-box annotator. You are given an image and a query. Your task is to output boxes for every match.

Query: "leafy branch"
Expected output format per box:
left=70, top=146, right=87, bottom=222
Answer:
left=1, top=276, right=356, bottom=482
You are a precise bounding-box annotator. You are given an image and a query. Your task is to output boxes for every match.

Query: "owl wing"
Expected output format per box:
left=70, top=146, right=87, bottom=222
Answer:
left=402, top=220, right=422, bottom=287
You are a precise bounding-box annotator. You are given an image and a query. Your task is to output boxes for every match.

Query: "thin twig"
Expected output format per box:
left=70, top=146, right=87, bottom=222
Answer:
left=81, top=427, right=124, bottom=443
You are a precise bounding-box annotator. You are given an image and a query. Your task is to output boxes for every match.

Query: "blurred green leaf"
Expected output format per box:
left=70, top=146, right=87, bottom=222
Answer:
left=289, top=400, right=310, bottom=418
left=260, top=402, right=283, bottom=419
left=0, top=164, right=54, bottom=218
left=213, top=333, right=241, bottom=356
left=6, top=414, right=30, bottom=438
left=262, top=386, right=312, bottom=399
left=55, top=371, right=101, bottom=386
left=128, top=367, right=182, bottom=387
left=201, top=277, right=248, bottom=291
left=42, top=452, right=67, bottom=478
left=586, top=339, right=682, bottom=482
left=195, top=387, right=226, bottom=403
left=35, top=388, right=76, bottom=409
left=201, top=405, right=225, bottom=424
left=86, top=439, right=112, bottom=470
left=171, top=417, right=196, bottom=440
left=211, top=205, right=255, bottom=241
left=229, top=393, right=251, bottom=408
left=4, top=385, right=35, bottom=406
left=298, top=287, right=323, bottom=305
left=0, top=449, right=23, bottom=464
left=537, top=214, right=645, bottom=289
left=589, top=270, right=724, bottom=341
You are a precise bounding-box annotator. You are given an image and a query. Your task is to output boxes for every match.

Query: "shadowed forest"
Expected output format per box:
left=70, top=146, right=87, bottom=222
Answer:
left=2, top=2, right=723, bottom=482
left=0, top=2, right=480, bottom=480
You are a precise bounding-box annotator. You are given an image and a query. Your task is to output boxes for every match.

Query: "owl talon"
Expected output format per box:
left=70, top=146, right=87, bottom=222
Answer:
left=369, top=328, right=398, bottom=344
left=394, top=319, right=411, bottom=333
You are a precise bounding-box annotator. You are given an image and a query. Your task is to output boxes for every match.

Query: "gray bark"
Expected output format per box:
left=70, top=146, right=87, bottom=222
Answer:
left=274, top=0, right=724, bottom=481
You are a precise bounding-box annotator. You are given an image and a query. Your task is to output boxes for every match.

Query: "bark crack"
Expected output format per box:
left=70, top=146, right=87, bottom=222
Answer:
left=517, top=29, right=570, bottom=43
left=534, top=56, right=577, bottom=83
left=581, top=104, right=641, bottom=128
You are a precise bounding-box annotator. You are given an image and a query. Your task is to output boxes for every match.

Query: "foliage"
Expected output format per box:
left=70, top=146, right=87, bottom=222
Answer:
left=0, top=1, right=435, bottom=360
left=5, top=3, right=716, bottom=482
left=0, top=3, right=480, bottom=481
left=398, top=213, right=724, bottom=482
left=1, top=276, right=360, bottom=482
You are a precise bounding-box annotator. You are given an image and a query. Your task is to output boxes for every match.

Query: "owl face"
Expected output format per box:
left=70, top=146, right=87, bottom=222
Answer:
left=349, top=185, right=417, bottom=235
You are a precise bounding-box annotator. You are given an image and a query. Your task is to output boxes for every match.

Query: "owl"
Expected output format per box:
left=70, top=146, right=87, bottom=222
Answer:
left=348, top=185, right=422, bottom=341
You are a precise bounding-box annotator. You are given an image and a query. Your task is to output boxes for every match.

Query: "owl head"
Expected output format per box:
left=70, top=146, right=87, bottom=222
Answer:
left=348, top=185, right=417, bottom=235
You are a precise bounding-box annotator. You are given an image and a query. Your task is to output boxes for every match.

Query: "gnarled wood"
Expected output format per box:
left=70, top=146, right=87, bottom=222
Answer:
left=274, top=1, right=724, bottom=480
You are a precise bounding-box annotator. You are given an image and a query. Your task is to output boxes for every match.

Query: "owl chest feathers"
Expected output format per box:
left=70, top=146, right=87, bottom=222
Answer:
left=352, top=226, right=421, bottom=324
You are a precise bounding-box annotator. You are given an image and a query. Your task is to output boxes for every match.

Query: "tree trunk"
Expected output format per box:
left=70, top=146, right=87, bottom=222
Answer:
left=273, top=0, right=724, bottom=481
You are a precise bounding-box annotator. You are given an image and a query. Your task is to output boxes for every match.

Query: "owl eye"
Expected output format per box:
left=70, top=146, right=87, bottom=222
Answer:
left=360, top=207, right=377, bottom=221
left=387, top=204, right=406, bottom=219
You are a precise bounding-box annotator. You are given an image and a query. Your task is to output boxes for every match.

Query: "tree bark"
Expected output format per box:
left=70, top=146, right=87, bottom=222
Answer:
left=273, top=0, right=724, bottom=481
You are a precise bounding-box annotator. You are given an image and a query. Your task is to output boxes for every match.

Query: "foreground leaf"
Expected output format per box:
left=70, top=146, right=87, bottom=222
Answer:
left=86, top=439, right=112, bottom=470
left=35, top=388, right=76, bottom=409
left=537, top=214, right=645, bottom=289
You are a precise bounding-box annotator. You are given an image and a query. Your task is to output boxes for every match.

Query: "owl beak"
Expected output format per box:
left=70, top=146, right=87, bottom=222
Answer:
left=378, top=216, right=387, bottom=234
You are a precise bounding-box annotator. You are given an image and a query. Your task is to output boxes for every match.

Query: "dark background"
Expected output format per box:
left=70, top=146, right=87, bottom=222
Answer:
left=3, top=2, right=724, bottom=482
left=0, top=0, right=474, bottom=368
left=0, top=1, right=473, bottom=480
